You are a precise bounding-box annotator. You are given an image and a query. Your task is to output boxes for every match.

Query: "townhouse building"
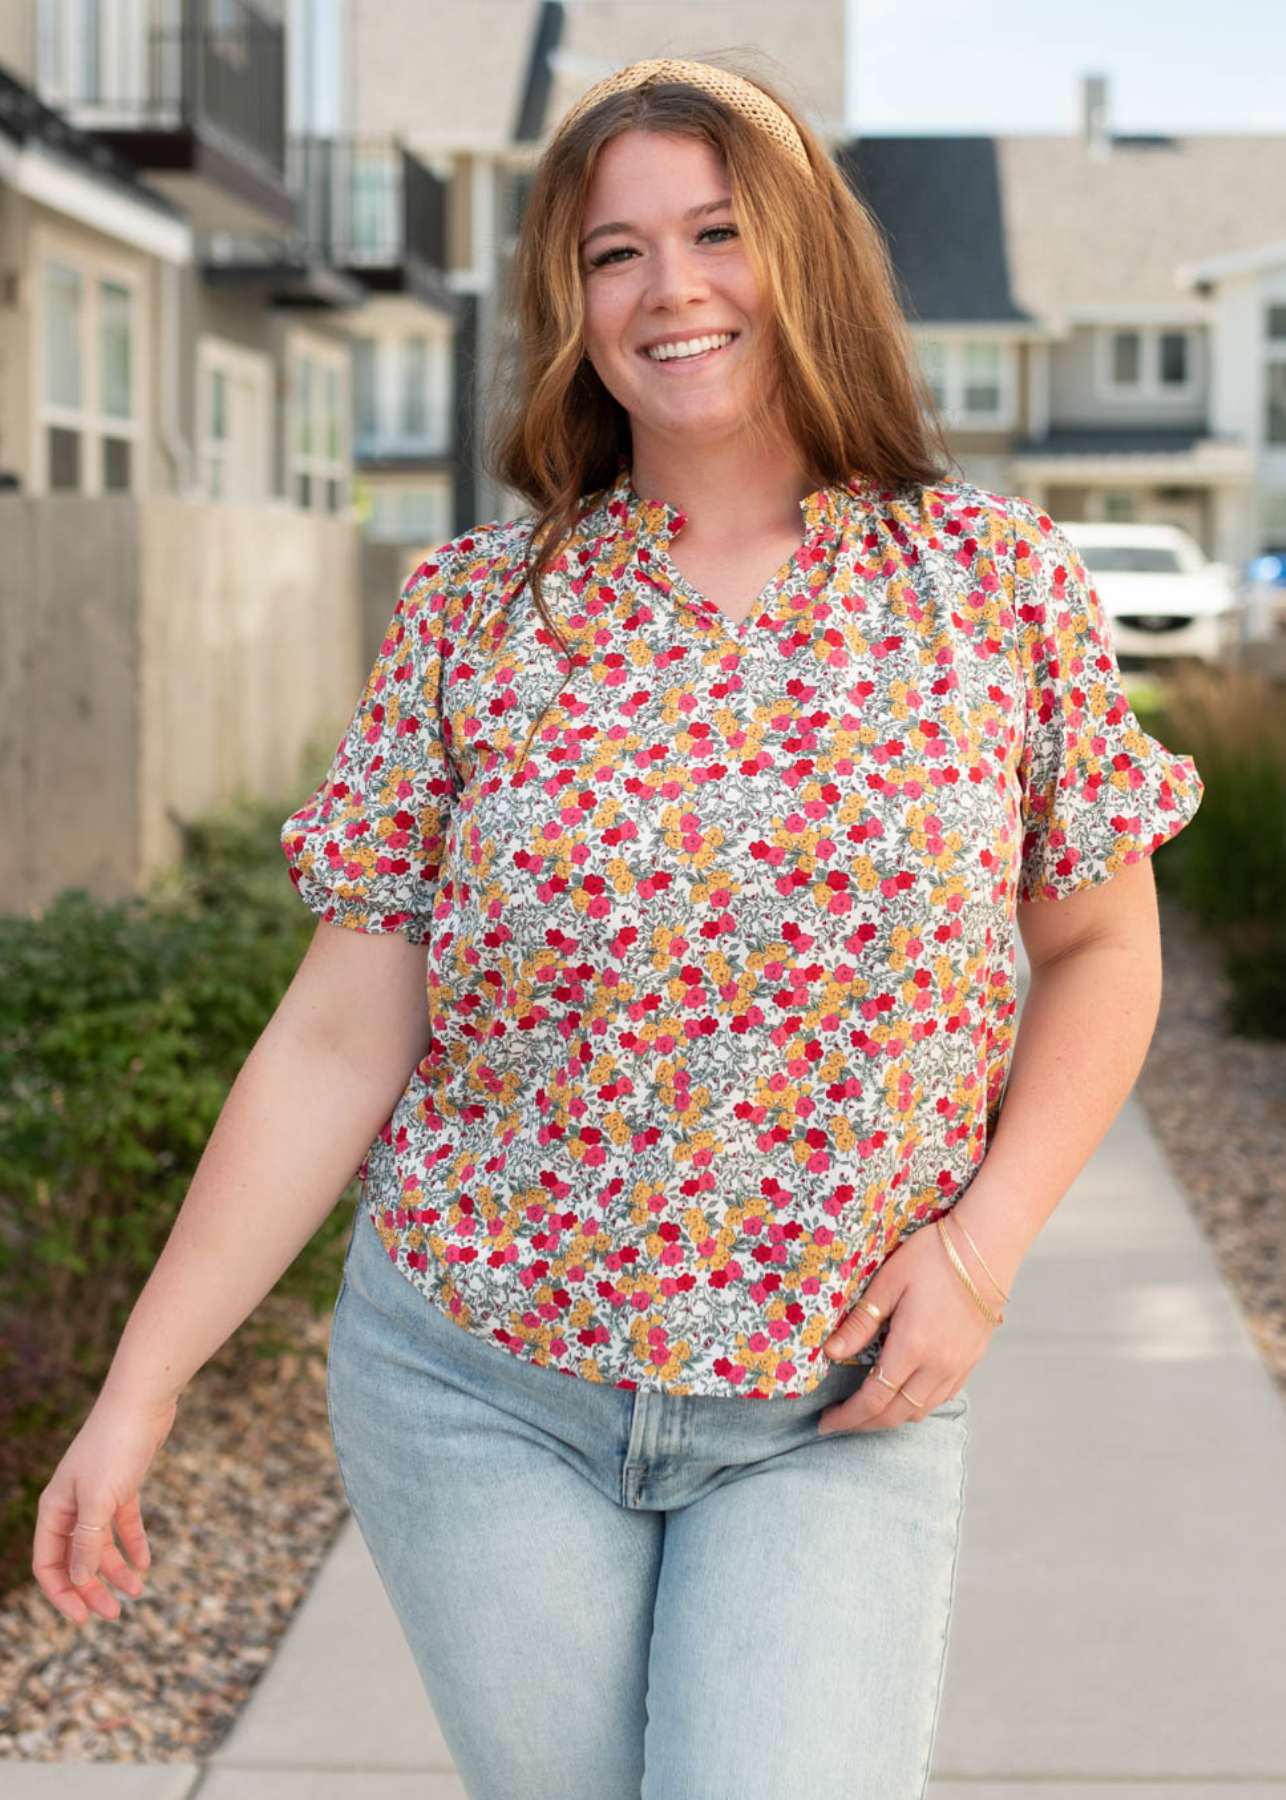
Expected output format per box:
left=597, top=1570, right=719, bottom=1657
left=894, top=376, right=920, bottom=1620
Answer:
left=837, top=73, right=1281, bottom=567
left=0, top=0, right=460, bottom=913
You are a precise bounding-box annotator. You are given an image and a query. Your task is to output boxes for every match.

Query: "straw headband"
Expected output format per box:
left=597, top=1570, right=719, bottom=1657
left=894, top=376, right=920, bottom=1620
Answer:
left=546, top=58, right=813, bottom=179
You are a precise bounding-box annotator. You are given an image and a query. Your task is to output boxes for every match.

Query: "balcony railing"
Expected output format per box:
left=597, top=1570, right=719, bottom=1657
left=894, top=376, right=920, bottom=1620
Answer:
left=42, top=0, right=285, bottom=175
left=288, top=135, right=448, bottom=273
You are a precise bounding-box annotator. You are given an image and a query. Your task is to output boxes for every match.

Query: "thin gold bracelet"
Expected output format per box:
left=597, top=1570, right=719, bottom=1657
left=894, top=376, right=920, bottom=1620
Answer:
left=953, top=1218, right=1012, bottom=1305
left=936, top=1219, right=1003, bottom=1326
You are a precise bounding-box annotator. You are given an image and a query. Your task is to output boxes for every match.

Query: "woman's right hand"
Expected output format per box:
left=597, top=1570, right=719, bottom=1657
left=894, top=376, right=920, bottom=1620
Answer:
left=32, top=1389, right=180, bottom=1625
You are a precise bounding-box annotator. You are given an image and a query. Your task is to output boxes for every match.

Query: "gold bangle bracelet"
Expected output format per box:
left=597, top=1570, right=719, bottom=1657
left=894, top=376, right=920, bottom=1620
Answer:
left=937, top=1219, right=1003, bottom=1327
left=953, top=1218, right=1012, bottom=1305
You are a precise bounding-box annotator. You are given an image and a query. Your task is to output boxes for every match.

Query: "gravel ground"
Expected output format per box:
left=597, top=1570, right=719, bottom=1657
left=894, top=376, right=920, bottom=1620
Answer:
left=1, top=888, right=1283, bottom=1761
left=0, top=1297, right=347, bottom=1760
left=1133, top=892, right=1286, bottom=1406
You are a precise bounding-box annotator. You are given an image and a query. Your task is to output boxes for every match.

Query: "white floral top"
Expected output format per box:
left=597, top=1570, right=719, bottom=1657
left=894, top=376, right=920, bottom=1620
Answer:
left=280, top=466, right=1204, bottom=1397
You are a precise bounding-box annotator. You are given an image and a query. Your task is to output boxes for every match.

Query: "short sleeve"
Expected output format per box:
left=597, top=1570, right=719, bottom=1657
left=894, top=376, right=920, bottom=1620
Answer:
left=1010, top=498, right=1205, bottom=904
left=279, top=550, right=462, bottom=943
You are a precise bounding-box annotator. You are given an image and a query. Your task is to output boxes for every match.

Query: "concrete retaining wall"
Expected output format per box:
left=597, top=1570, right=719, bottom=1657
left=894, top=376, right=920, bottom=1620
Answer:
left=0, top=495, right=428, bottom=915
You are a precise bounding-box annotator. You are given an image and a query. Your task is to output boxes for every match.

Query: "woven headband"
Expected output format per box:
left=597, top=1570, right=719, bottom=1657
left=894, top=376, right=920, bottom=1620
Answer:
left=546, top=58, right=813, bottom=179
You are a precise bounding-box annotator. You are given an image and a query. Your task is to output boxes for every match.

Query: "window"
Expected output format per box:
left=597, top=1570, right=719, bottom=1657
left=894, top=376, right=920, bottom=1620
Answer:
left=365, top=482, right=451, bottom=543
left=350, top=327, right=453, bottom=455
left=351, top=144, right=398, bottom=261
left=49, top=428, right=81, bottom=490
left=44, top=259, right=82, bottom=410
left=1111, top=332, right=1141, bottom=385
left=1267, top=362, right=1286, bottom=447
left=289, top=338, right=349, bottom=514
left=918, top=338, right=948, bottom=411
left=505, top=169, right=533, bottom=239
left=207, top=367, right=228, bottom=498
left=100, top=278, right=133, bottom=490
left=1267, top=304, right=1286, bottom=342
left=1077, top=543, right=1182, bottom=573
left=916, top=337, right=1012, bottom=425
left=401, top=336, right=427, bottom=437
left=39, top=250, right=140, bottom=494
left=325, top=365, right=341, bottom=461
left=1101, top=326, right=1196, bottom=397
left=198, top=340, right=269, bottom=503
left=1159, top=332, right=1188, bottom=386
left=1104, top=491, right=1139, bottom=522
left=962, top=342, right=1002, bottom=414
left=38, top=0, right=147, bottom=112
left=354, top=337, right=378, bottom=441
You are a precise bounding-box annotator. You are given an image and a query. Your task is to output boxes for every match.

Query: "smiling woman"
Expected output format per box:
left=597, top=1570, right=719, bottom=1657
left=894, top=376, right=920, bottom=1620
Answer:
left=33, top=47, right=1205, bottom=1800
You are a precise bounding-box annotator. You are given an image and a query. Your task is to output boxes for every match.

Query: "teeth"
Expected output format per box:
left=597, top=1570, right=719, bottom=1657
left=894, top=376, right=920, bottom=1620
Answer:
left=646, top=333, right=734, bottom=361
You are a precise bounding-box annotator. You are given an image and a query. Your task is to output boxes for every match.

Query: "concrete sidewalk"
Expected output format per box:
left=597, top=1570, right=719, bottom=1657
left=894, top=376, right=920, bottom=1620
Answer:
left=11, top=949, right=1286, bottom=1799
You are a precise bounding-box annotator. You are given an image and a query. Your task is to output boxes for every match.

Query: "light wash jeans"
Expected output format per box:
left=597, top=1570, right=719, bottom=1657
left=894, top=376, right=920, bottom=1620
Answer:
left=326, top=1196, right=971, bottom=1800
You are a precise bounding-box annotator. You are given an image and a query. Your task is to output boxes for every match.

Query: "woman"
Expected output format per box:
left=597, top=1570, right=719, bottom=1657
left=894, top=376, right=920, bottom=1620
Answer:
left=34, top=56, right=1204, bottom=1800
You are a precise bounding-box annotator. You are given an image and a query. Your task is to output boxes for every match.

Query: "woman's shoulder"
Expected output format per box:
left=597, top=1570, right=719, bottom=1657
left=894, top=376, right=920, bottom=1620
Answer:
left=873, top=474, right=1063, bottom=557
left=404, top=511, right=538, bottom=591
left=925, top=475, right=1060, bottom=531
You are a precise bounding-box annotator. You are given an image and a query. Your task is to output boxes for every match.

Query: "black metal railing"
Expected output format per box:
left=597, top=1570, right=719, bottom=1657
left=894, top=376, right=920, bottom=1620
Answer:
left=45, top=0, right=285, bottom=175
left=288, top=135, right=448, bottom=271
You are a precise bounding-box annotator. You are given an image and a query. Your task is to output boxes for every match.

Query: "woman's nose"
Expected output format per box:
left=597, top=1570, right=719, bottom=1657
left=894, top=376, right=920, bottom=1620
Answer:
left=643, top=244, right=712, bottom=312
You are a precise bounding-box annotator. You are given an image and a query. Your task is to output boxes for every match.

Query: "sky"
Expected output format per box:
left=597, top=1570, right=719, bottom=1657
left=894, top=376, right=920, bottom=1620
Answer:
left=845, top=0, right=1286, bottom=135
left=288, top=0, right=1286, bottom=141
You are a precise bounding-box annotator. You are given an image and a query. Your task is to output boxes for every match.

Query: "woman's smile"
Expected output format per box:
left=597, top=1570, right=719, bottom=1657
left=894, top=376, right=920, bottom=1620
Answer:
left=640, top=330, right=740, bottom=369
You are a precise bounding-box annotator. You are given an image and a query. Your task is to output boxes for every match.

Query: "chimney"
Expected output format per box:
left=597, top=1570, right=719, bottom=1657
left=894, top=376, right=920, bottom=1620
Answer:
left=1080, top=73, right=1110, bottom=161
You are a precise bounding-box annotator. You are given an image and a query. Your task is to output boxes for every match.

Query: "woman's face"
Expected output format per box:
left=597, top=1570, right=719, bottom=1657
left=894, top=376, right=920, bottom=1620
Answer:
left=578, top=130, right=771, bottom=454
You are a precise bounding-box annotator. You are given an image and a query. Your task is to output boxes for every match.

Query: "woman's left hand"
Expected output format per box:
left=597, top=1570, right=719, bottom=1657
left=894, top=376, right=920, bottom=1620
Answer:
left=816, top=1218, right=1003, bottom=1433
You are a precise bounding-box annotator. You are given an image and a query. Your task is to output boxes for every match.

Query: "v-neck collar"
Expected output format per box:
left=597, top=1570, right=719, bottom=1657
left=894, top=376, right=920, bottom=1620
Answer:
left=561, top=462, right=877, bottom=644
left=573, top=462, right=870, bottom=550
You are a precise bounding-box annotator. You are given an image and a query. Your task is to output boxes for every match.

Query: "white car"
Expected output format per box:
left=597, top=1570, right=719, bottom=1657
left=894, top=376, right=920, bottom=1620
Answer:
left=1054, top=521, right=1244, bottom=666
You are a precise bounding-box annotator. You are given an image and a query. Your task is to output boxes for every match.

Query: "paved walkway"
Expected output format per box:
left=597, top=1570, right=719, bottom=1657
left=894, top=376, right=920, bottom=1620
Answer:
left=11, top=949, right=1286, bottom=1798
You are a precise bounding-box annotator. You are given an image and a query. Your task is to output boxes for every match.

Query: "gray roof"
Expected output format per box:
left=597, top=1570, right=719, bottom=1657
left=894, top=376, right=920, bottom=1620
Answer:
left=840, top=132, right=1286, bottom=322
left=1011, top=428, right=1207, bottom=456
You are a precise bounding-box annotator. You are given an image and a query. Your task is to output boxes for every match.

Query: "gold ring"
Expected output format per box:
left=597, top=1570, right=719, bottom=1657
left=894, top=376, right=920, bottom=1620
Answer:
left=898, top=1387, right=926, bottom=1408
left=873, top=1366, right=901, bottom=1392
left=856, top=1298, right=883, bottom=1322
left=71, top=1523, right=108, bottom=1532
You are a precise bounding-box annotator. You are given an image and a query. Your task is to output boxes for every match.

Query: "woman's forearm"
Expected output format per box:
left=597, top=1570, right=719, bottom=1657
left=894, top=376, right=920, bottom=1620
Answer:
left=98, top=1016, right=413, bottom=1413
left=946, top=933, right=1163, bottom=1297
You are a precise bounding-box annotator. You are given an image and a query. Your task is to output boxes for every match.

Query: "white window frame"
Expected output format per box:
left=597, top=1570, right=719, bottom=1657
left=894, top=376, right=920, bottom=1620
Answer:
left=32, top=226, right=146, bottom=497
left=353, top=321, right=453, bottom=457
left=1264, top=300, right=1286, bottom=449
left=1096, top=326, right=1198, bottom=401
left=913, top=335, right=1017, bottom=429
left=287, top=329, right=351, bottom=516
left=196, top=336, right=271, bottom=503
left=38, top=0, right=148, bottom=121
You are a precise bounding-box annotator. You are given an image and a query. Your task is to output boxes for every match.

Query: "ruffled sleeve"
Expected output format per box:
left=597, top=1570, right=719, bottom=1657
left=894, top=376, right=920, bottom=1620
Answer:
left=1009, top=496, right=1205, bottom=903
left=279, top=549, right=462, bottom=943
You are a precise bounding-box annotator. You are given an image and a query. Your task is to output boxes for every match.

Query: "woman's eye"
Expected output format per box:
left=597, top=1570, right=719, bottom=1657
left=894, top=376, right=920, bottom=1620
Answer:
left=587, top=224, right=739, bottom=270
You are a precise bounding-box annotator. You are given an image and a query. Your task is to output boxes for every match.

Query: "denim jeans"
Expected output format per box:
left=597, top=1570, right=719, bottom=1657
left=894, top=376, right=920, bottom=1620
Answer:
left=326, top=1196, right=971, bottom=1800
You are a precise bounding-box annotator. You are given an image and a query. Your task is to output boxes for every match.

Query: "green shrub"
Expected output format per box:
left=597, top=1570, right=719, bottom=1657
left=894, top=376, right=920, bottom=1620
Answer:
left=1132, top=662, right=1286, bottom=1040
left=0, top=775, right=356, bottom=1602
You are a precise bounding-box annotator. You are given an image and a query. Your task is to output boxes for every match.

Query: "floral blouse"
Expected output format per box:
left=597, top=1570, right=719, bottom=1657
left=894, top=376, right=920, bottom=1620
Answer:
left=280, top=465, right=1204, bottom=1398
